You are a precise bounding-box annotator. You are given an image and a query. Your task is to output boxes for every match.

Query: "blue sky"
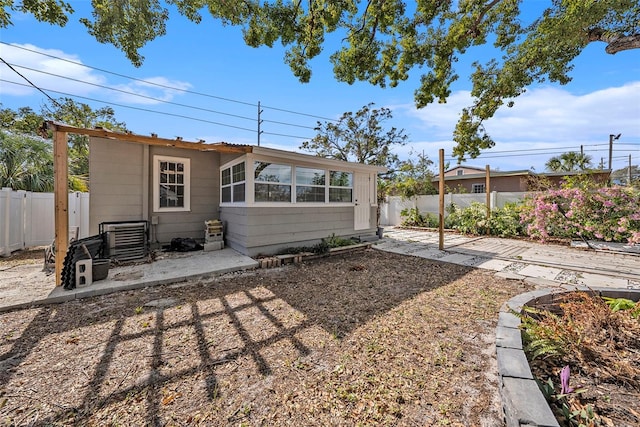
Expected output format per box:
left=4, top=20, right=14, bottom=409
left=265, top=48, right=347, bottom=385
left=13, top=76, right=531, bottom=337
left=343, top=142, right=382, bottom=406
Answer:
left=1, top=2, right=639, bottom=173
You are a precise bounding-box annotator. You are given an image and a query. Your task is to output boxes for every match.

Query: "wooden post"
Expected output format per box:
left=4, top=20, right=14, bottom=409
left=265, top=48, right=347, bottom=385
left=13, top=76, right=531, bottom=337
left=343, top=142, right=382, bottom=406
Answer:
left=485, top=165, right=491, bottom=235
left=439, top=149, right=445, bottom=250
left=53, top=129, right=68, bottom=286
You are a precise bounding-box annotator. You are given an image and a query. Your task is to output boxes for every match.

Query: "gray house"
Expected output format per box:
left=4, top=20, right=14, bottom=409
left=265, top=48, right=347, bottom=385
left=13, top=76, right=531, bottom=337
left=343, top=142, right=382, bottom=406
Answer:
left=89, top=135, right=386, bottom=256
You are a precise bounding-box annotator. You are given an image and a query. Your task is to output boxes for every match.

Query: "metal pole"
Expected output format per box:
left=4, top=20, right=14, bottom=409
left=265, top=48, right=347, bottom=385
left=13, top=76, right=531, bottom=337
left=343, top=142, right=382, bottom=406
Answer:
left=609, top=134, right=613, bottom=170
left=438, top=149, right=445, bottom=250
left=257, top=101, right=263, bottom=146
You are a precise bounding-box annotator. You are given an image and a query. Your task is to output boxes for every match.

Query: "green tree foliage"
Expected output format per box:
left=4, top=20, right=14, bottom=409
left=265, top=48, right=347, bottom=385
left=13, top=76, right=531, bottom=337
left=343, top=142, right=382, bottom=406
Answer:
left=0, top=130, right=54, bottom=191
left=390, top=150, right=436, bottom=199
left=43, top=97, right=127, bottom=183
left=3, top=1, right=638, bottom=159
left=300, top=102, right=407, bottom=169
left=0, top=99, right=127, bottom=191
left=0, top=0, right=73, bottom=28
left=0, top=106, right=44, bottom=134
left=545, top=151, right=594, bottom=172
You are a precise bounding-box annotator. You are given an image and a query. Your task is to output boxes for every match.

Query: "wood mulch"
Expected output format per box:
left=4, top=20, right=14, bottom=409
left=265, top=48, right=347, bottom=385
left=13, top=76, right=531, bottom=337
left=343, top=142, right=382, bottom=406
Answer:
left=1, top=248, right=534, bottom=426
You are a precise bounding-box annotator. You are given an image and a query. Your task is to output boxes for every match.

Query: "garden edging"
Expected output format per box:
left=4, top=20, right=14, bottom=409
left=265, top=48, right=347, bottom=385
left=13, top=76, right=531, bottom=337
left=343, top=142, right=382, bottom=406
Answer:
left=497, top=286, right=640, bottom=427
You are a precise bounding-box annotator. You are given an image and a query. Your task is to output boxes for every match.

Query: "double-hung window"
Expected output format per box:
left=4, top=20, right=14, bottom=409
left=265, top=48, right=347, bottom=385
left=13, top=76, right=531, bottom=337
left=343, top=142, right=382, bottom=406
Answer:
left=329, top=171, right=353, bottom=202
left=154, top=155, right=190, bottom=212
left=221, top=162, right=246, bottom=203
left=296, top=167, right=326, bottom=202
left=254, top=161, right=292, bottom=202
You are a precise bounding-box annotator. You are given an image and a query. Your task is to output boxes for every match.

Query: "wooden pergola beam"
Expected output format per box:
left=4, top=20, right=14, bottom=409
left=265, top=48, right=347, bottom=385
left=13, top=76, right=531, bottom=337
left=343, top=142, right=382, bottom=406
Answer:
left=47, top=122, right=253, bottom=154
left=46, top=121, right=253, bottom=286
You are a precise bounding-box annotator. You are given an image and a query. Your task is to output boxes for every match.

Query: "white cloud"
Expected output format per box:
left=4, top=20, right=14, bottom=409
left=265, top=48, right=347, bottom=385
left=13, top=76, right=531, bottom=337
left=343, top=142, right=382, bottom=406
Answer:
left=0, top=43, right=104, bottom=96
left=393, top=82, right=640, bottom=171
left=0, top=43, right=192, bottom=105
left=111, top=76, right=193, bottom=104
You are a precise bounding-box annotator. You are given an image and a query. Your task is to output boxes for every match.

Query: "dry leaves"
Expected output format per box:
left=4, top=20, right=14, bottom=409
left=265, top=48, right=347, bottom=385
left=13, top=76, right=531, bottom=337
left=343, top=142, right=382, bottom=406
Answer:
left=0, top=249, right=533, bottom=426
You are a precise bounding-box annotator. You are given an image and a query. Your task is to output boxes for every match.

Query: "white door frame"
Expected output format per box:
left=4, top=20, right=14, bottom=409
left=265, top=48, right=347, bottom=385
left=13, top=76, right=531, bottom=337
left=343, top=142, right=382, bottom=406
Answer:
left=354, top=173, right=370, bottom=230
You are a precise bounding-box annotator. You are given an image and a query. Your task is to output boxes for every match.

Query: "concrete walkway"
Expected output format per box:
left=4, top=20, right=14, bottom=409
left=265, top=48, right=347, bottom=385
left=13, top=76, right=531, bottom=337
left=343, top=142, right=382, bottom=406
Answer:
left=0, top=248, right=259, bottom=312
left=2, top=228, right=639, bottom=312
left=375, top=227, right=640, bottom=290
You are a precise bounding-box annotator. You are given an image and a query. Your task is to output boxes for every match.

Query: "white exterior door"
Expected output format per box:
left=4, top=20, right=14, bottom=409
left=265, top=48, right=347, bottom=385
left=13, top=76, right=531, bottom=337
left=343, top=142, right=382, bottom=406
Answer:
left=354, top=173, right=370, bottom=230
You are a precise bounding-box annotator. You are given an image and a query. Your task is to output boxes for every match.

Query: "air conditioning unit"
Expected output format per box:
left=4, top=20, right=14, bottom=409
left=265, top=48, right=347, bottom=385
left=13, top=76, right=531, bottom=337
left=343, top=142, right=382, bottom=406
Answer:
left=100, top=221, right=148, bottom=261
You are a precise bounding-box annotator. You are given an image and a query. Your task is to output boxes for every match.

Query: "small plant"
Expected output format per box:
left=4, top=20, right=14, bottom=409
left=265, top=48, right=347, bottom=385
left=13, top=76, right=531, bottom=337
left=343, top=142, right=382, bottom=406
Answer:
left=537, top=367, right=598, bottom=427
left=400, top=207, right=438, bottom=227
left=514, top=306, right=567, bottom=360
left=134, top=306, right=143, bottom=315
left=602, top=296, right=637, bottom=316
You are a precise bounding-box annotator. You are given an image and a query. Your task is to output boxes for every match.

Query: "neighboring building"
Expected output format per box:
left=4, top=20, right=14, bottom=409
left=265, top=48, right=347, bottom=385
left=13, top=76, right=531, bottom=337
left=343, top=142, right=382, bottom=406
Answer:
left=89, top=135, right=385, bottom=257
left=444, top=165, right=489, bottom=177
left=433, top=167, right=611, bottom=193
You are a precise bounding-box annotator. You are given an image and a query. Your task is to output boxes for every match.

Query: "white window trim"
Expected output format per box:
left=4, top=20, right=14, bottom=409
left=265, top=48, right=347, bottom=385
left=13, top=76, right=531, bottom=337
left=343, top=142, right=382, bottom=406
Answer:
left=472, top=183, right=486, bottom=194
left=221, top=159, right=247, bottom=204
left=153, top=155, right=190, bottom=212
left=220, top=154, right=361, bottom=206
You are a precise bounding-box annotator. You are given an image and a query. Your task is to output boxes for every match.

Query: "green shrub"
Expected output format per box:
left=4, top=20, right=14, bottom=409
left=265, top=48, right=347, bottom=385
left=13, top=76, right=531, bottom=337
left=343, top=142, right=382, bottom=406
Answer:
left=489, top=202, right=525, bottom=237
left=400, top=207, right=438, bottom=227
left=447, top=202, right=489, bottom=235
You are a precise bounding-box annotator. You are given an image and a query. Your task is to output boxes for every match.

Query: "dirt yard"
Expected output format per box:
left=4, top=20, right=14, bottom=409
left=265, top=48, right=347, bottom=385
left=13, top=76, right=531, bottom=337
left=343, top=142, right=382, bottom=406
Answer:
left=0, top=248, right=532, bottom=426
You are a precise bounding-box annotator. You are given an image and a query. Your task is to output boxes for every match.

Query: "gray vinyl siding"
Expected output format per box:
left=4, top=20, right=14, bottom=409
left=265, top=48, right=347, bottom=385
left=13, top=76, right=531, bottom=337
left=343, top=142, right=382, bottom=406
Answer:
left=90, top=139, right=220, bottom=244
left=89, top=138, right=144, bottom=234
left=149, top=146, right=220, bottom=244
left=220, top=205, right=377, bottom=256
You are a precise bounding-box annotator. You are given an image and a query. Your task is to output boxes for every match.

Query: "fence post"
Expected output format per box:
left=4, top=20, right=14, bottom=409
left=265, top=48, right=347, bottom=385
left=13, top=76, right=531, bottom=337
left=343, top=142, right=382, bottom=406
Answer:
left=1, top=188, right=10, bottom=256
left=17, top=190, right=26, bottom=251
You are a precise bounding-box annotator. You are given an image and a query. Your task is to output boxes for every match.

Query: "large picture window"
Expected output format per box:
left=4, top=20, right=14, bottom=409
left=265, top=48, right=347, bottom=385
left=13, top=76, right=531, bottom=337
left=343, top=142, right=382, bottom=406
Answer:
left=329, top=171, right=353, bottom=202
left=154, top=155, right=190, bottom=212
left=221, top=162, right=246, bottom=203
left=296, top=167, right=326, bottom=202
left=254, top=161, right=292, bottom=202
left=219, top=157, right=362, bottom=205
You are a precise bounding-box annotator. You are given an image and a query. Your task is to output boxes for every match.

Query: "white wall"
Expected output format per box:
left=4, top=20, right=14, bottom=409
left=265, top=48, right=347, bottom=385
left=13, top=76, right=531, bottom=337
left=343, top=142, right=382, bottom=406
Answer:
left=0, top=188, right=89, bottom=256
left=379, top=192, right=527, bottom=226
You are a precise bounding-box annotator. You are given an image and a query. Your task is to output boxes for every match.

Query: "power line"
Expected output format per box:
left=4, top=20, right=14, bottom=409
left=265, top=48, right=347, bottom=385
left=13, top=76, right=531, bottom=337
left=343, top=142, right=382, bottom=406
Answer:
left=1, top=41, right=339, bottom=122
left=471, top=144, right=608, bottom=155
left=1, top=79, right=258, bottom=134
left=0, top=56, right=61, bottom=108
left=4, top=62, right=258, bottom=123
left=262, top=131, right=314, bottom=140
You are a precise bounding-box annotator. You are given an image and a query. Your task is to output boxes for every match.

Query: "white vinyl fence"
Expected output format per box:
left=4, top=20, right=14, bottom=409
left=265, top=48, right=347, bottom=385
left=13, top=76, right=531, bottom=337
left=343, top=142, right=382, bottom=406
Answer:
left=379, top=192, right=527, bottom=226
left=0, top=188, right=89, bottom=256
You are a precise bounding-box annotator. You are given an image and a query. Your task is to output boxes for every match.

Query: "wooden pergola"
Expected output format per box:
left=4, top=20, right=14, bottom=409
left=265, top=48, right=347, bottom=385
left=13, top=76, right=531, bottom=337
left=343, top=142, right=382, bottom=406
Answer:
left=47, top=121, right=253, bottom=286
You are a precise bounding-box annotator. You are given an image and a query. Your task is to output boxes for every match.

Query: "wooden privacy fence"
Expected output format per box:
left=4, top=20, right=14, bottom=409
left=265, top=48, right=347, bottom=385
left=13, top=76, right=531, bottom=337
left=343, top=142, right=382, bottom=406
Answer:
left=0, top=189, right=89, bottom=256
left=379, top=192, right=528, bottom=226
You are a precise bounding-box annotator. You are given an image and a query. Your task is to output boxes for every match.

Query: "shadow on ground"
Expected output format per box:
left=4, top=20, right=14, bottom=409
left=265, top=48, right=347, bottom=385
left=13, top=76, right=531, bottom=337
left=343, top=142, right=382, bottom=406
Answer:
left=0, top=249, right=508, bottom=426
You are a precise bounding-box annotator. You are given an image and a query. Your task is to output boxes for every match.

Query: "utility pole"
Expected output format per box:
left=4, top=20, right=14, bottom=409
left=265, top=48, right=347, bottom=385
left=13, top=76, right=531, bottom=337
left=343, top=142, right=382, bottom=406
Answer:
left=609, top=133, right=621, bottom=170
left=629, top=154, right=633, bottom=186
left=257, top=101, right=264, bottom=146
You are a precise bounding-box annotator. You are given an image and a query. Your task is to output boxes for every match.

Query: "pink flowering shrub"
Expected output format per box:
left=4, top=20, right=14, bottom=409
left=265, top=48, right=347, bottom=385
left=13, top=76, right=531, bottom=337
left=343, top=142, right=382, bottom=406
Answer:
left=520, top=185, right=640, bottom=244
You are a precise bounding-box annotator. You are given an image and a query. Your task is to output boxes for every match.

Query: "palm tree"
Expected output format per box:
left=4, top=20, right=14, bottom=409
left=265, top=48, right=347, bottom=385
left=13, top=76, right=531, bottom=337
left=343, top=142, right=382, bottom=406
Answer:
left=545, top=151, right=593, bottom=172
left=0, top=131, right=54, bottom=192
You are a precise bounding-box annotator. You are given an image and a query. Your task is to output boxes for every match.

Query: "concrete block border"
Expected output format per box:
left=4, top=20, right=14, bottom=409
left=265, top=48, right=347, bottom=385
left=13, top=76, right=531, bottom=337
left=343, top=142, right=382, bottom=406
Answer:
left=497, top=286, right=640, bottom=427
